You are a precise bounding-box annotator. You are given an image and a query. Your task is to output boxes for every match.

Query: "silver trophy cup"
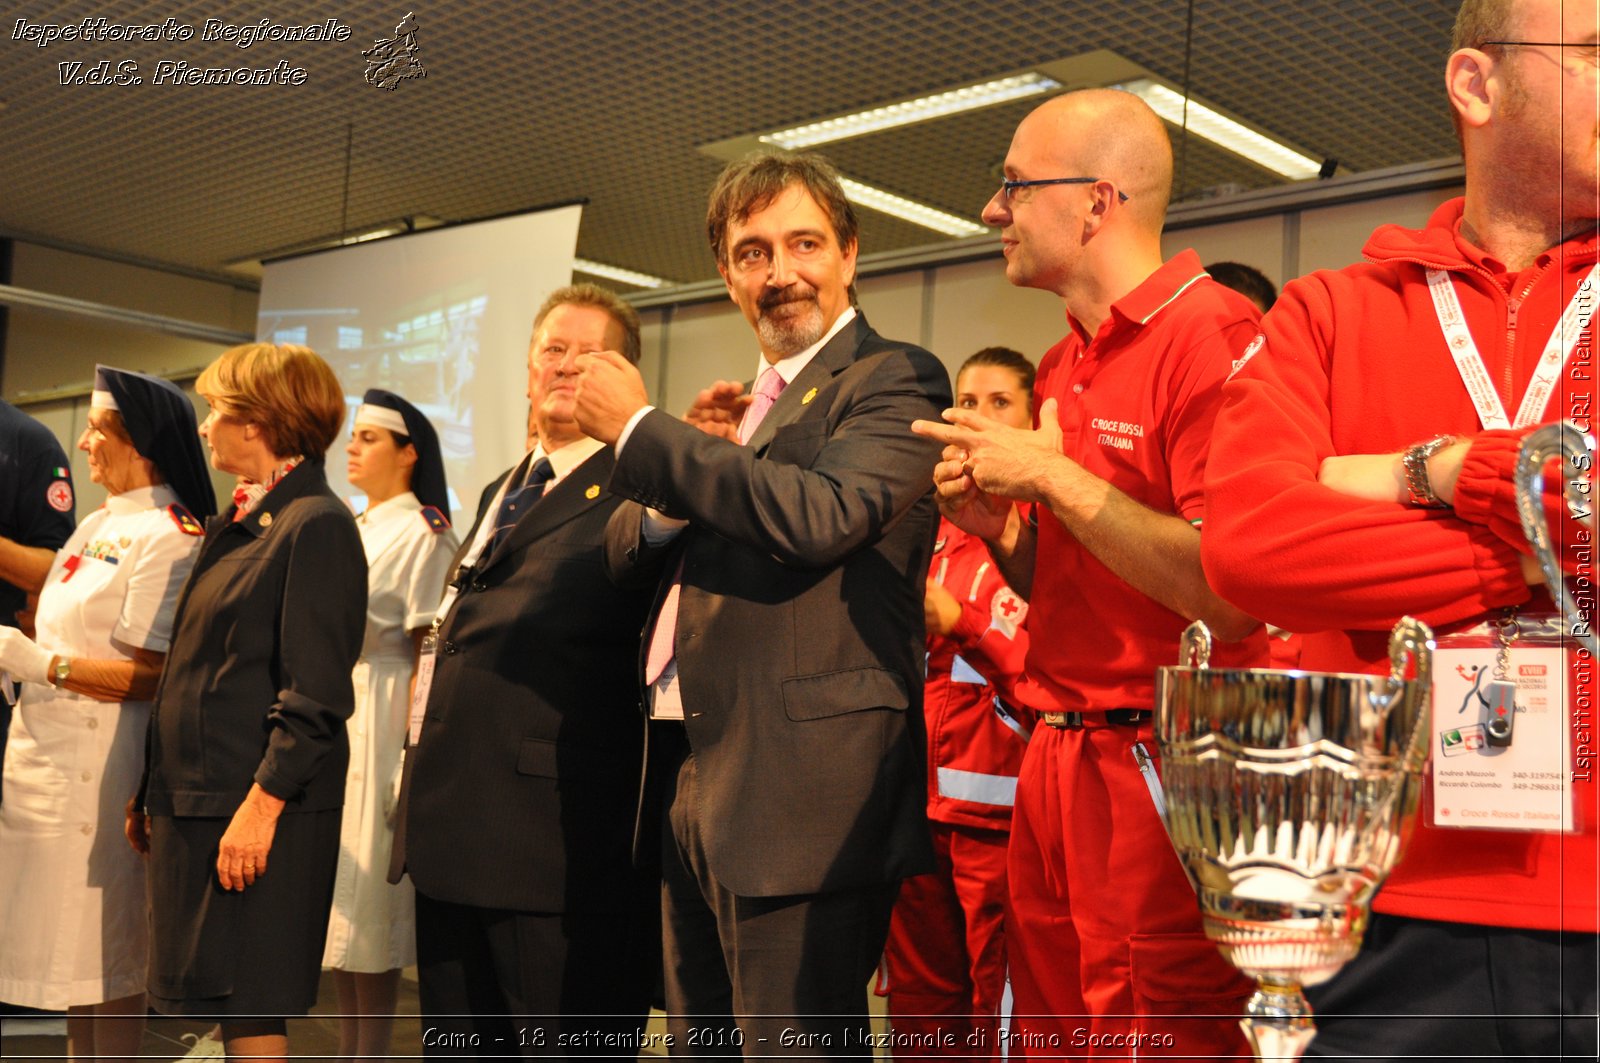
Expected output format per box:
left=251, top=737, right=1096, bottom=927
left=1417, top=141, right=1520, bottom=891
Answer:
left=1153, top=618, right=1433, bottom=1060
left=1516, top=421, right=1597, bottom=656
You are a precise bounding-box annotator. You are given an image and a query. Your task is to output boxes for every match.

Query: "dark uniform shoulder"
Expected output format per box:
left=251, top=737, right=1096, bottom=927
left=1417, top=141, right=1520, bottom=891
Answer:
left=166, top=503, right=204, bottom=536
left=419, top=505, right=451, bottom=533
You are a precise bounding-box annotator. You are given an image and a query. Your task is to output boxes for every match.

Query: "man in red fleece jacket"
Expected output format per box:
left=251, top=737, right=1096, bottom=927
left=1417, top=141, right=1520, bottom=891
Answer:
left=1203, top=1, right=1598, bottom=1057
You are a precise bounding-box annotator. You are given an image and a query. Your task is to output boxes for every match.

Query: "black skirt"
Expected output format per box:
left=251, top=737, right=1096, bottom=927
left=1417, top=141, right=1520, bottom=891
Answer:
left=146, top=808, right=341, bottom=1017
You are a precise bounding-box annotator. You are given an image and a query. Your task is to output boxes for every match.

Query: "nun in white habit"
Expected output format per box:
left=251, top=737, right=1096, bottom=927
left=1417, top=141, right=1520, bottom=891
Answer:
left=322, top=388, right=457, bottom=1061
left=0, top=366, right=213, bottom=1062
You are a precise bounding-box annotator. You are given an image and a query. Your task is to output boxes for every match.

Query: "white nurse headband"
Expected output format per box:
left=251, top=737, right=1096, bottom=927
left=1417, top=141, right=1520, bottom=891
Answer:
left=354, top=404, right=409, bottom=436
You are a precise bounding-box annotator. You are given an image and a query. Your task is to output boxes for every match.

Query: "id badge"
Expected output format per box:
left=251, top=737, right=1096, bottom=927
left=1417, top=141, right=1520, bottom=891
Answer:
left=1429, top=617, right=1576, bottom=833
left=408, top=631, right=439, bottom=747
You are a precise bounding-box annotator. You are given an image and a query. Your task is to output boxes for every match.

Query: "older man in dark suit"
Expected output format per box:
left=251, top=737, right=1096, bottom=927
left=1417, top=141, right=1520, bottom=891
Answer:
left=575, top=152, right=949, bottom=1056
left=391, top=283, right=657, bottom=1057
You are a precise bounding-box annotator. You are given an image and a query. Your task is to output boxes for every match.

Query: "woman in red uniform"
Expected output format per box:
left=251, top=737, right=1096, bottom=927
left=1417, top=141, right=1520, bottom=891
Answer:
left=881, top=348, right=1035, bottom=1056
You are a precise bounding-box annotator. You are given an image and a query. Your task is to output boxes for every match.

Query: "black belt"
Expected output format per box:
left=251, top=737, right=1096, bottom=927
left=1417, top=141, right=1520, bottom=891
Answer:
left=1040, top=709, right=1151, bottom=730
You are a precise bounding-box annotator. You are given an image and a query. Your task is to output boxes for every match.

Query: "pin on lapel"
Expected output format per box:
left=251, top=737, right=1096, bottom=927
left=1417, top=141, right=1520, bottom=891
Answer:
left=259, top=512, right=273, bottom=528
left=585, top=484, right=600, bottom=499
left=119, top=537, right=132, bottom=548
left=801, top=387, right=818, bottom=405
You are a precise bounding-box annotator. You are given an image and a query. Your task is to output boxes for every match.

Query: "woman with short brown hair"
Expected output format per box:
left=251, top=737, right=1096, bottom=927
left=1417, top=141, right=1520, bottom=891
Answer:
left=192, top=342, right=348, bottom=460
left=139, top=343, right=365, bottom=1062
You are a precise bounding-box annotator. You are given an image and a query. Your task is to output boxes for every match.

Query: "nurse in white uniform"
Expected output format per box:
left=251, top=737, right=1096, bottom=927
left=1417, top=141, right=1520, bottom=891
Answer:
left=0, top=366, right=214, bottom=1063
left=323, top=388, right=456, bottom=1062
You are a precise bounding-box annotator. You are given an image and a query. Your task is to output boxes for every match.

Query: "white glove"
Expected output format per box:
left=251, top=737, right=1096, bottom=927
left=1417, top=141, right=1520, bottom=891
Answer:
left=0, top=627, right=54, bottom=687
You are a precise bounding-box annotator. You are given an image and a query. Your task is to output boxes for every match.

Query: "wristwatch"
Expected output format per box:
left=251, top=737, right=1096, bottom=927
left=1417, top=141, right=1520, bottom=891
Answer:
left=51, top=656, right=72, bottom=688
left=1402, top=434, right=1456, bottom=508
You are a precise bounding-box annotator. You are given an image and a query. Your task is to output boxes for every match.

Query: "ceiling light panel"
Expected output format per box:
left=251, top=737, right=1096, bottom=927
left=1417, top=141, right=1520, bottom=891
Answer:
left=760, top=73, right=1061, bottom=149
left=838, top=179, right=988, bottom=238
left=574, top=258, right=672, bottom=289
left=1114, top=79, right=1322, bottom=180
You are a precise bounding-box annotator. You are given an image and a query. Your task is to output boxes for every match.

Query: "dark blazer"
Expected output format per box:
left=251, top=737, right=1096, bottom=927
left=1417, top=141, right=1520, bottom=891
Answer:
left=605, top=314, right=950, bottom=897
left=143, top=459, right=366, bottom=817
left=393, top=445, right=655, bottom=913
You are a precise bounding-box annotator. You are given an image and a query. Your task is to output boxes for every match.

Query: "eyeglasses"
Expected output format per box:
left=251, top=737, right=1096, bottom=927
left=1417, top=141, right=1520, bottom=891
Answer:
left=1481, top=40, right=1600, bottom=69
left=997, top=177, right=1128, bottom=205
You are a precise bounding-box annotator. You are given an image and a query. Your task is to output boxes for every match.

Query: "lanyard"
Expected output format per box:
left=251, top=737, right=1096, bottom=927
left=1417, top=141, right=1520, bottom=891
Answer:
left=429, top=451, right=535, bottom=630
left=1425, top=264, right=1598, bottom=430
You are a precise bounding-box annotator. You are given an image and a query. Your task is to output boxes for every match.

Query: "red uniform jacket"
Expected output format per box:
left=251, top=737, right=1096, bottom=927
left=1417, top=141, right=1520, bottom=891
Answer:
left=1205, top=198, right=1597, bottom=932
left=924, top=519, right=1031, bottom=830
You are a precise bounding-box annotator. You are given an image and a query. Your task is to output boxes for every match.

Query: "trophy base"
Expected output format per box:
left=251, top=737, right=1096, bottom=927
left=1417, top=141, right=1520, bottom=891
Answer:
left=1242, top=981, right=1317, bottom=1061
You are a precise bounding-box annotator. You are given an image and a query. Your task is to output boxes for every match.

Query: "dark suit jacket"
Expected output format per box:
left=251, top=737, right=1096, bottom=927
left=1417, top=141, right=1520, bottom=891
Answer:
left=143, top=458, right=366, bottom=817
left=605, top=314, right=950, bottom=897
left=393, top=445, right=655, bottom=913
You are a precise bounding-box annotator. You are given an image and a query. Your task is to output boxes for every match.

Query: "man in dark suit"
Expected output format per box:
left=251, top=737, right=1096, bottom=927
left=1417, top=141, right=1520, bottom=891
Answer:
left=392, top=283, right=658, bottom=1057
left=574, top=152, right=950, bottom=1055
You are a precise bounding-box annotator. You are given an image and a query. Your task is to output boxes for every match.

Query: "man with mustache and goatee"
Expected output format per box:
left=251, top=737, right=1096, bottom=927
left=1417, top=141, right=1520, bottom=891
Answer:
left=573, top=151, right=950, bottom=1056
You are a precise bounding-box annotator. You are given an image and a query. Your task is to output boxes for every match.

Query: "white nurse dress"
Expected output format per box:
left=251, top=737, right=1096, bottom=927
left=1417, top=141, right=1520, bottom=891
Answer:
left=322, top=491, right=456, bottom=972
left=0, top=484, right=200, bottom=1008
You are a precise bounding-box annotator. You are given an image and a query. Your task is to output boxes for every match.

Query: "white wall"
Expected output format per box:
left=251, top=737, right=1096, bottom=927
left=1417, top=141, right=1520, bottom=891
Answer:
left=4, top=244, right=254, bottom=396
left=1294, top=187, right=1458, bottom=275
left=1161, top=214, right=1290, bottom=285
left=925, top=260, right=1069, bottom=376
left=2, top=242, right=251, bottom=511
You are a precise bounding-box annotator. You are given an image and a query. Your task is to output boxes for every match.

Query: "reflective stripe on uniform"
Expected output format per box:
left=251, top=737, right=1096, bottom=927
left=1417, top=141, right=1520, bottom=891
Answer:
left=950, top=653, right=987, bottom=685
left=937, top=766, right=1018, bottom=806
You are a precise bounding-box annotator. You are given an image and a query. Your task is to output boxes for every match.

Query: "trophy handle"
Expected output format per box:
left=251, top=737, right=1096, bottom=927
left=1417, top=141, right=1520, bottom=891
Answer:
left=1180, top=620, right=1213, bottom=669
left=1386, top=616, right=1435, bottom=768
left=1517, top=421, right=1598, bottom=656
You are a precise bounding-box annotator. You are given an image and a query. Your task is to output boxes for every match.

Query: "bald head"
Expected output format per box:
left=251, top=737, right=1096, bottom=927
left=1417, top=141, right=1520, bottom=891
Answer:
left=1018, top=90, right=1174, bottom=230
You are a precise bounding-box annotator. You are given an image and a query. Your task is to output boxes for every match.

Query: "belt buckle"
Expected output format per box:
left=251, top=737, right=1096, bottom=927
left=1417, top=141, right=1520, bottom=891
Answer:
left=1042, top=709, right=1149, bottom=728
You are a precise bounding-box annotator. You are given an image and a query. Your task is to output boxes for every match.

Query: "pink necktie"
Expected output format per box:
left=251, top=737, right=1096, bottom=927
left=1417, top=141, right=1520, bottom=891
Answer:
left=645, top=368, right=786, bottom=684
left=738, top=366, right=786, bottom=444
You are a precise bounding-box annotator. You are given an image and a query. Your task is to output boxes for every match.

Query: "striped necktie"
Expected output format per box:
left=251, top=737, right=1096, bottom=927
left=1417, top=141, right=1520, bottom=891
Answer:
left=487, top=456, right=555, bottom=555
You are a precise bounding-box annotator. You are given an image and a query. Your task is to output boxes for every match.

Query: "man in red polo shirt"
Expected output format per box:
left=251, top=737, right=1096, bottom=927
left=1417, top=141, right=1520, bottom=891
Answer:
left=1203, top=1, right=1598, bottom=1056
left=914, top=89, right=1265, bottom=1057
